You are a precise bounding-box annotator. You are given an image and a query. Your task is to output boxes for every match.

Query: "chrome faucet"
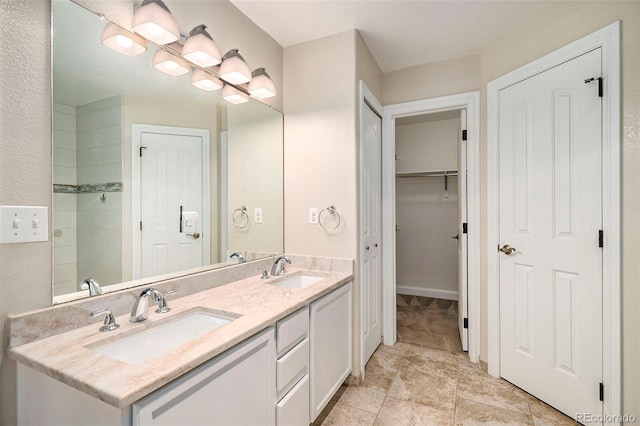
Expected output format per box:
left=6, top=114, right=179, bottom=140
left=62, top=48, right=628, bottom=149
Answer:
left=230, top=252, right=245, bottom=263
left=270, top=256, right=292, bottom=276
left=130, top=288, right=176, bottom=322
left=90, top=308, right=119, bottom=332
left=80, top=278, right=102, bottom=296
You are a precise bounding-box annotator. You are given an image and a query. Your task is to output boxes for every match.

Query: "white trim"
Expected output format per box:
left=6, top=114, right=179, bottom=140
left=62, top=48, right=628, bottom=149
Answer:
left=382, top=91, right=481, bottom=363
left=131, top=124, right=211, bottom=280
left=358, top=81, right=383, bottom=379
left=396, top=286, right=458, bottom=301
left=486, top=21, right=621, bottom=419
left=220, top=131, right=229, bottom=259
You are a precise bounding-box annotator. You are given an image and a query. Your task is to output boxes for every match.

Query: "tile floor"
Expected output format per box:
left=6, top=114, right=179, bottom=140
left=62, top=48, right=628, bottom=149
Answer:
left=313, top=295, right=578, bottom=425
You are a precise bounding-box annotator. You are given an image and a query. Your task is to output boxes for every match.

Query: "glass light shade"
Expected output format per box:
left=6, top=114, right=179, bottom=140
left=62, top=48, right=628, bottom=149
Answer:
left=101, top=23, right=147, bottom=57
left=191, top=69, right=223, bottom=91
left=153, top=48, right=190, bottom=76
left=219, top=49, right=252, bottom=85
left=222, top=84, right=250, bottom=104
left=182, top=25, right=221, bottom=68
left=248, top=68, right=277, bottom=99
left=132, top=0, right=180, bottom=45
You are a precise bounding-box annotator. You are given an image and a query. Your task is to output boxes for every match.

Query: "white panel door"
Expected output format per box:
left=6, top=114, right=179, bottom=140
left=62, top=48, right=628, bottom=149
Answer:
left=457, top=109, right=468, bottom=351
left=361, top=103, right=382, bottom=366
left=499, top=48, right=602, bottom=419
left=140, top=131, right=205, bottom=279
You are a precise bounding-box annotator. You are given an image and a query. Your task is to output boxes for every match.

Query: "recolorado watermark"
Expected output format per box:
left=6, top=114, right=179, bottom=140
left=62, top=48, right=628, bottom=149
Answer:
left=576, top=413, right=637, bottom=424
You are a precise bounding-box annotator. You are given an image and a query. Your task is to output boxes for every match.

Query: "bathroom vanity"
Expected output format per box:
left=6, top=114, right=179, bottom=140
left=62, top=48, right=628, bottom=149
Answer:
left=8, top=256, right=353, bottom=425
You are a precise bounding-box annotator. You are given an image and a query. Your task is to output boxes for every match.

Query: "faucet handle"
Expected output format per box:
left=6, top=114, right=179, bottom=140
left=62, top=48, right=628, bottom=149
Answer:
left=90, top=308, right=120, bottom=332
left=155, top=290, right=176, bottom=314
left=258, top=267, right=270, bottom=279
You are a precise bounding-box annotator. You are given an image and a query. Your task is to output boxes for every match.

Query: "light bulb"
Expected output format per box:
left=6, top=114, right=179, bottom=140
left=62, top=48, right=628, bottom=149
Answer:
left=164, top=61, right=179, bottom=71
left=115, top=34, right=134, bottom=48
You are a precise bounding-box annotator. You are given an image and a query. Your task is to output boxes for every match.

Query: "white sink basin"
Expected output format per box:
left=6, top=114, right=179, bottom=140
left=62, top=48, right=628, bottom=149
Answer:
left=272, top=273, right=324, bottom=289
left=92, top=311, right=236, bottom=365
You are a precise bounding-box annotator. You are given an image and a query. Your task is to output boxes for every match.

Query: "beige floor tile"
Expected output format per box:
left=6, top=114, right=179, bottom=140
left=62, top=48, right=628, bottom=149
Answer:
left=387, top=362, right=458, bottom=411
left=526, top=394, right=577, bottom=425
left=363, top=345, right=410, bottom=390
left=456, top=365, right=530, bottom=415
left=335, top=384, right=387, bottom=414
left=402, top=344, right=460, bottom=377
left=315, top=402, right=377, bottom=425
left=375, top=396, right=454, bottom=426
left=455, top=397, right=534, bottom=425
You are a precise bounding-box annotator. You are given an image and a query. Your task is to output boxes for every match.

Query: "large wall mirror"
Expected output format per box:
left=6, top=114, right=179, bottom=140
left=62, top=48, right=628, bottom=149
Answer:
left=52, top=0, right=284, bottom=303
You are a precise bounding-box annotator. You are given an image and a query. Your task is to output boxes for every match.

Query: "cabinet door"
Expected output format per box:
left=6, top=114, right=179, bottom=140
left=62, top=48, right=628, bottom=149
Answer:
left=133, top=328, right=275, bottom=426
left=310, top=282, right=353, bottom=421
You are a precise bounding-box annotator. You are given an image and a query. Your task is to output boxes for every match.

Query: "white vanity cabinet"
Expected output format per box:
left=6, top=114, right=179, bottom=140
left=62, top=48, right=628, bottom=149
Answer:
left=133, top=327, right=276, bottom=426
left=309, top=282, right=353, bottom=421
left=275, top=306, right=310, bottom=425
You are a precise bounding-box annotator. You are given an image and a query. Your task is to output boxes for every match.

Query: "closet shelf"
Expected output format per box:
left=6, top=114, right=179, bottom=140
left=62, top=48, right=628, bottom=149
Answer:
left=395, top=169, right=458, bottom=178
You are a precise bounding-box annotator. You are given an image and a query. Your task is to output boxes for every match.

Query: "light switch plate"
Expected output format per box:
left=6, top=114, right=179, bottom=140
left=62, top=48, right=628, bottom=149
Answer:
left=254, top=208, right=263, bottom=223
left=309, top=208, right=318, bottom=224
left=0, top=206, right=49, bottom=244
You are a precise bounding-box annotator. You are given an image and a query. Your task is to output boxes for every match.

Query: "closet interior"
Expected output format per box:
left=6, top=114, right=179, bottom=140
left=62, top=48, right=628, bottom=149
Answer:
left=394, top=109, right=465, bottom=352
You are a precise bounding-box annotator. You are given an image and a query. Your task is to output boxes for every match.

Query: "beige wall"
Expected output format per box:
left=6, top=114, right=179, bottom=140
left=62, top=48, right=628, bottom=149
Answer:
left=477, top=2, right=640, bottom=419
left=0, top=1, right=283, bottom=423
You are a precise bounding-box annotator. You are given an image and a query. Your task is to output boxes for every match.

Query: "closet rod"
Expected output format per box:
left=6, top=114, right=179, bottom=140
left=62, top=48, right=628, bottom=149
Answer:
left=395, top=170, right=458, bottom=178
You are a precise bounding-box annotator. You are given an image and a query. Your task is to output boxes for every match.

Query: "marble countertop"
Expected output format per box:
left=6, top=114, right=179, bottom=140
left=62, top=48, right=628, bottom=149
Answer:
left=8, top=268, right=353, bottom=408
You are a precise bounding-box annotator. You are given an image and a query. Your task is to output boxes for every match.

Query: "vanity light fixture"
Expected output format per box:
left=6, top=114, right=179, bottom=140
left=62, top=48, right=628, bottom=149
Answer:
left=101, top=23, right=147, bottom=56
left=222, top=84, right=250, bottom=104
left=248, top=67, right=277, bottom=99
left=219, top=49, right=252, bottom=85
left=182, top=25, right=221, bottom=68
left=191, top=68, right=223, bottom=91
left=132, top=0, right=180, bottom=45
left=153, top=43, right=190, bottom=76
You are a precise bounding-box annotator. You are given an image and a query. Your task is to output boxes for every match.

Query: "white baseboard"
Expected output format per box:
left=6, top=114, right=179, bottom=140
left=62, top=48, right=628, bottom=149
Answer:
left=396, top=285, right=458, bottom=301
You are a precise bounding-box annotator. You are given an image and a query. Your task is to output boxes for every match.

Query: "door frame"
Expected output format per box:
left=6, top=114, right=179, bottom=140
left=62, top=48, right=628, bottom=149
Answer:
left=381, top=91, right=481, bottom=363
left=486, top=21, right=621, bottom=417
left=359, top=81, right=384, bottom=378
left=131, top=124, right=211, bottom=279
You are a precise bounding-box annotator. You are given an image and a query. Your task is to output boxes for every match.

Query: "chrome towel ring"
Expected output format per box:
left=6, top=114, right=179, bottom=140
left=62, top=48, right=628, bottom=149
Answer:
left=319, top=205, right=341, bottom=233
left=232, top=206, right=250, bottom=229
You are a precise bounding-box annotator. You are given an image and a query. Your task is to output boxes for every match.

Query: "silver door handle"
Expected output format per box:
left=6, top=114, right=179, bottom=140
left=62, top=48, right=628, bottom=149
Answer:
left=499, top=244, right=516, bottom=255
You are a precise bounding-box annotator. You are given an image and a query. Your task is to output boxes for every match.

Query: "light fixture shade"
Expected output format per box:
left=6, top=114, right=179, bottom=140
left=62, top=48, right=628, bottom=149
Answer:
left=101, top=23, right=147, bottom=57
left=191, top=69, right=223, bottom=91
left=182, top=25, right=221, bottom=68
left=219, top=49, right=252, bottom=85
left=153, top=46, right=190, bottom=76
left=132, top=0, right=180, bottom=45
left=248, top=68, right=277, bottom=99
left=222, top=84, right=250, bottom=104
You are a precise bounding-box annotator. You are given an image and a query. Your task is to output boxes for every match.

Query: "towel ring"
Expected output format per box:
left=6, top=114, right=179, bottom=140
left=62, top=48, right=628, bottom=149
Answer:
left=318, top=205, right=341, bottom=233
left=232, top=206, right=250, bottom=229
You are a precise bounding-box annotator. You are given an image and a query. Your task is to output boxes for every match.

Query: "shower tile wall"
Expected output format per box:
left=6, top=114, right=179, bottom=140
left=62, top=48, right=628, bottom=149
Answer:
left=75, top=96, right=123, bottom=286
left=53, top=103, right=77, bottom=295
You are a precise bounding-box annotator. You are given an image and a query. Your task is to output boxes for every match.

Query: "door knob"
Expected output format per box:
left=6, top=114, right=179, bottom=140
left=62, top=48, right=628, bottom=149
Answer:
left=187, top=232, right=201, bottom=239
left=499, top=244, right=516, bottom=255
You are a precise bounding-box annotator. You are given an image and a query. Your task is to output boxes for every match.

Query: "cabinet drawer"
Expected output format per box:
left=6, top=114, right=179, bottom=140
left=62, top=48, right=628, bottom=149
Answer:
left=277, top=337, right=309, bottom=396
left=277, top=375, right=310, bottom=426
left=276, top=306, right=309, bottom=356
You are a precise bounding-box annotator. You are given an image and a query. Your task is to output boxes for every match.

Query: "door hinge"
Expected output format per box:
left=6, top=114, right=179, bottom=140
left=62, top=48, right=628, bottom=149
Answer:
left=463, top=318, right=468, bottom=329
left=584, top=77, right=603, bottom=97
left=139, top=146, right=147, bottom=157
left=463, top=223, right=468, bottom=234
left=139, top=221, right=142, bottom=231
left=599, top=382, right=604, bottom=401
left=599, top=230, right=604, bottom=248
left=462, top=129, right=468, bottom=141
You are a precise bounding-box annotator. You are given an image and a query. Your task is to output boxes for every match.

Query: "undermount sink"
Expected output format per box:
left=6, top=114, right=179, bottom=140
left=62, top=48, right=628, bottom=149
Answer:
left=91, top=311, right=237, bottom=365
left=271, top=273, right=324, bottom=289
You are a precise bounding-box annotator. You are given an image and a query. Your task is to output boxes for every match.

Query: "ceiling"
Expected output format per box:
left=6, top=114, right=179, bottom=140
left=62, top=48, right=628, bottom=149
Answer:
left=229, top=0, right=558, bottom=73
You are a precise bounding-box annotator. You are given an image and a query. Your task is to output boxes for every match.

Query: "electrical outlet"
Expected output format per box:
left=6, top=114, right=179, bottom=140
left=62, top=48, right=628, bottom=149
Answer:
left=0, top=206, right=49, bottom=244
left=254, top=207, right=263, bottom=223
left=309, top=208, right=318, bottom=224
